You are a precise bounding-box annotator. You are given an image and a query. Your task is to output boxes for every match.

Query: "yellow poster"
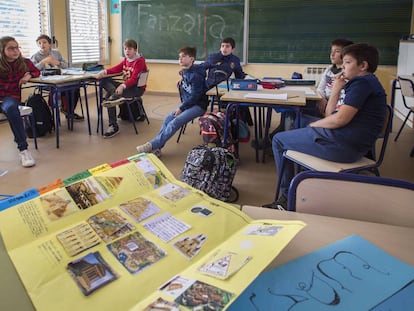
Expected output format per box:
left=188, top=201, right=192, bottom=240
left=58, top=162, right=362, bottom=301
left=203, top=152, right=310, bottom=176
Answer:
left=0, top=154, right=305, bottom=311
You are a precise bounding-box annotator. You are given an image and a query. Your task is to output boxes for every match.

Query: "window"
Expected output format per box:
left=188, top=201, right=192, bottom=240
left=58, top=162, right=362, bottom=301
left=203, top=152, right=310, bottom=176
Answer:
left=0, top=0, right=50, bottom=58
left=67, top=0, right=109, bottom=65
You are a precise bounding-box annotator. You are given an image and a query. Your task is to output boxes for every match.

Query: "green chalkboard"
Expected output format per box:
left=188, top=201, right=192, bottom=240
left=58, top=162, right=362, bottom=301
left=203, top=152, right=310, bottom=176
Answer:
left=121, top=0, right=246, bottom=62
left=249, top=0, right=412, bottom=65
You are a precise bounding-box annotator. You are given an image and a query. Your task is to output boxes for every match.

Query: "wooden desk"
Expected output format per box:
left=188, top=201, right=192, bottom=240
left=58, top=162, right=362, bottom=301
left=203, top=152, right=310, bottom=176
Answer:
left=241, top=206, right=414, bottom=269
left=29, top=73, right=99, bottom=148
left=220, top=89, right=307, bottom=162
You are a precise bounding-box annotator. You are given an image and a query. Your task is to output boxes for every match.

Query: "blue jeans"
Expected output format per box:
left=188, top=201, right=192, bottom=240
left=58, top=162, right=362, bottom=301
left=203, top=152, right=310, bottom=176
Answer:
left=0, top=97, right=28, bottom=151
left=150, top=105, right=206, bottom=150
left=272, top=126, right=365, bottom=198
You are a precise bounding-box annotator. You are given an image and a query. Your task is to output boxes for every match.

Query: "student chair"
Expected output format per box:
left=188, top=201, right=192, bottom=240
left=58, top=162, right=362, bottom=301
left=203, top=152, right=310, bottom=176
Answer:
left=274, top=105, right=393, bottom=200
left=394, top=76, right=414, bottom=145
left=113, top=69, right=150, bottom=134
left=208, top=69, right=231, bottom=112
left=176, top=80, right=197, bottom=143
left=121, top=69, right=150, bottom=134
left=287, top=171, right=414, bottom=228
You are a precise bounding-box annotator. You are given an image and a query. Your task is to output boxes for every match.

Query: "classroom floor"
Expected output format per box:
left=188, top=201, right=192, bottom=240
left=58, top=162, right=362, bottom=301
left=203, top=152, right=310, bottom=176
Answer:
left=1, top=92, right=414, bottom=207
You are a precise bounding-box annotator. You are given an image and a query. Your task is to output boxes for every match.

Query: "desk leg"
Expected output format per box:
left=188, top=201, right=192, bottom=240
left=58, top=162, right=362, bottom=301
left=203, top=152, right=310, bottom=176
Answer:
left=253, top=106, right=260, bottom=163
left=98, top=81, right=104, bottom=136
left=262, top=107, right=273, bottom=163
left=94, top=82, right=100, bottom=134
left=52, top=88, right=60, bottom=148
left=82, top=83, right=91, bottom=135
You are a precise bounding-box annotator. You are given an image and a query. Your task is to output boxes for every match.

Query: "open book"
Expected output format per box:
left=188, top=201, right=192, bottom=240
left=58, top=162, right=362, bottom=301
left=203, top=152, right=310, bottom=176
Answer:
left=0, top=154, right=305, bottom=311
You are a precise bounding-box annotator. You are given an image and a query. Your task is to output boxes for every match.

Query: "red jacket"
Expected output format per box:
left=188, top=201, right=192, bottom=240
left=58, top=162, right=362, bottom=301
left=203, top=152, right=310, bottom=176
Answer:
left=106, top=55, right=147, bottom=89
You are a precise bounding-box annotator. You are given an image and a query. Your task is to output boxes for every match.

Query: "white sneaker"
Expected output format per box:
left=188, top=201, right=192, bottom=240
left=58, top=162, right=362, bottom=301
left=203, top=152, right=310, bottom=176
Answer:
left=19, top=149, right=36, bottom=167
left=136, top=142, right=152, bottom=154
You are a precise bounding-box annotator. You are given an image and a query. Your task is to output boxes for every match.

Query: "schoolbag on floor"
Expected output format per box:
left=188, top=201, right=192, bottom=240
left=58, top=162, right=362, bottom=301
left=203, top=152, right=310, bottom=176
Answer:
left=118, top=98, right=143, bottom=121
left=181, top=145, right=239, bottom=202
left=199, top=111, right=236, bottom=155
left=24, top=93, right=53, bottom=138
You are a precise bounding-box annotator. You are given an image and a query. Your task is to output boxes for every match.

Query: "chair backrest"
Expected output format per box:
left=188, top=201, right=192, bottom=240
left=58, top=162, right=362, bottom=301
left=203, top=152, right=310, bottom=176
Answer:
left=398, top=76, right=414, bottom=99
left=137, top=69, right=149, bottom=88
left=287, top=171, right=414, bottom=228
left=373, top=104, right=393, bottom=168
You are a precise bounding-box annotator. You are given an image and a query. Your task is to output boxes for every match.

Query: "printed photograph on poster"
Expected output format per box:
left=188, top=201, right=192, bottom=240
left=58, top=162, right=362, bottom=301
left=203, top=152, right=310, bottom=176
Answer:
left=119, top=196, right=161, bottom=223
left=57, top=222, right=101, bottom=256
left=67, top=251, right=118, bottom=296
left=173, top=233, right=207, bottom=259
left=87, top=208, right=135, bottom=242
left=107, top=231, right=166, bottom=274
left=39, top=188, right=78, bottom=220
left=198, top=249, right=252, bottom=279
left=143, top=297, right=182, bottom=311
left=174, top=280, right=234, bottom=310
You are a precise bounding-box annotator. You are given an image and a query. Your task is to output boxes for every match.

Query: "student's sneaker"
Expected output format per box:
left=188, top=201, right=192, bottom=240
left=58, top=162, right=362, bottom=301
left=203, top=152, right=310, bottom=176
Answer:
left=152, top=149, right=162, bottom=158
left=262, top=195, right=287, bottom=210
left=136, top=142, right=153, bottom=154
left=102, top=94, right=132, bottom=108
left=19, top=149, right=36, bottom=168
left=103, top=124, right=120, bottom=138
left=73, top=113, right=84, bottom=121
left=65, top=112, right=84, bottom=121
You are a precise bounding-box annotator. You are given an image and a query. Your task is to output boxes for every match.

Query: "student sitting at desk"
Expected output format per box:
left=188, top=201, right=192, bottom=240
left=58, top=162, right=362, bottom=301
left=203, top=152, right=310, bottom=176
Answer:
left=0, top=36, right=40, bottom=167
left=204, top=37, right=253, bottom=126
left=269, top=38, right=354, bottom=139
left=136, top=47, right=208, bottom=156
left=316, top=38, right=354, bottom=117
left=31, top=34, right=84, bottom=121
left=95, top=39, right=147, bottom=138
left=263, top=43, right=387, bottom=210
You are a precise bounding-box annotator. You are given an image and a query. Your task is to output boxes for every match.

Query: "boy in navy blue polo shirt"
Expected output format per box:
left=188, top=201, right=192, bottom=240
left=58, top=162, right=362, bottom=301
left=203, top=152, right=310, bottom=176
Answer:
left=204, top=37, right=252, bottom=125
left=264, top=43, right=387, bottom=210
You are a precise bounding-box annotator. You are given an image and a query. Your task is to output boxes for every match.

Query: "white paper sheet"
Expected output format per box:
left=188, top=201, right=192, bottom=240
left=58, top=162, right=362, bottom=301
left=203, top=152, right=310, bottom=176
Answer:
left=244, top=93, right=288, bottom=100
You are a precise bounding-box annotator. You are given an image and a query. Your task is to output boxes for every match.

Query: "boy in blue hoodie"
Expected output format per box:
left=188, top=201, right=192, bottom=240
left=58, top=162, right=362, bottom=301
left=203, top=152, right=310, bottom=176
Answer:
left=136, top=47, right=208, bottom=156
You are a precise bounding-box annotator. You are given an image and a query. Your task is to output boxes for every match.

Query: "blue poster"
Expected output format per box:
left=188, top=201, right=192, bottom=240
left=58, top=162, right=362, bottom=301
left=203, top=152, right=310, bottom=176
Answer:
left=229, top=235, right=414, bottom=311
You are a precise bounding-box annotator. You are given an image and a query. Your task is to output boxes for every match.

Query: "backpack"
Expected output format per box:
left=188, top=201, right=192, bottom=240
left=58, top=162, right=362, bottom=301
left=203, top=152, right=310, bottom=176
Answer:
left=198, top=111, right=237, bottom=155
left=118, top=98, right=143, bottom=121
left=181, top=145, right=239, bottom=202
left=24, top=93, right=54, bottom=138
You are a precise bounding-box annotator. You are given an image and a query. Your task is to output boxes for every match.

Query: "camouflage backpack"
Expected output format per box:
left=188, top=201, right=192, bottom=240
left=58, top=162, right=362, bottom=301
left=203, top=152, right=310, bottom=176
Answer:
left=181, top=145, right=239, bottom=202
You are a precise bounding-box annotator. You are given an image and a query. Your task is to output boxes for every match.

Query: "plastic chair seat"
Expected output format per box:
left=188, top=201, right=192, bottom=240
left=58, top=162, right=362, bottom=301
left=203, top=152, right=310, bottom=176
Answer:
left=285, top=150, right=376, bottom=172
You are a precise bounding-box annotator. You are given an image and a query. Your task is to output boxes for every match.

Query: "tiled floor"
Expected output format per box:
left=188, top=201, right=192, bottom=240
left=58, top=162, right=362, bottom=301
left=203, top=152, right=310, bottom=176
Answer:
left=1, top=92, right=413, bottom=207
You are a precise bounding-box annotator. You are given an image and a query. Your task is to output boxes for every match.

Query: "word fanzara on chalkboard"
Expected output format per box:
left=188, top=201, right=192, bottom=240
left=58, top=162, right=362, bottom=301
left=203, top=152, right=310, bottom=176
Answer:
left=121, top=0, right=246, bottom=61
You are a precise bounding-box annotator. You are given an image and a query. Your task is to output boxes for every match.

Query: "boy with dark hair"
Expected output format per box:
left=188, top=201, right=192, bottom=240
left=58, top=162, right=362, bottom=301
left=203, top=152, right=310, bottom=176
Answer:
left=204, top=37, right=252, bottom=125
left=263, top=43, right=387, bottom=210
left=316, top=38, right=354, bottom=116
left=95, top=39, right=147, bottom=138
left=31, top=34, right=83, bottom=121
left=135, top=47, right=208, bottom=156
left=205, top=37, right=245, bottom=88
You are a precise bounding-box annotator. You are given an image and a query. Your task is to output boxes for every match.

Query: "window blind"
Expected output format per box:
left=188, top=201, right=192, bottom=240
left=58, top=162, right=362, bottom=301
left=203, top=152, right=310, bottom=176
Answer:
left=68, top=0, right=108, bottom=65
left=0, top=0, right=48, bottom=58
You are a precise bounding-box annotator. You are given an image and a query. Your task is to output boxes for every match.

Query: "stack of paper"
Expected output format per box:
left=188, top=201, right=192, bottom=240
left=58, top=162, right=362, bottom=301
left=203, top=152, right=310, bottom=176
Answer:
left=244, top=93, right=288, bottom=100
